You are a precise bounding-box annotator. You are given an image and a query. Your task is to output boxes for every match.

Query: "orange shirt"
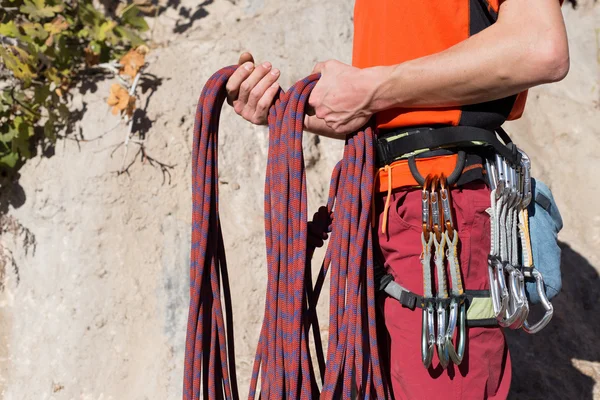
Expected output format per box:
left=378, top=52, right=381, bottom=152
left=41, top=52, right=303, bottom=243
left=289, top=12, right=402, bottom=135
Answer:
left=352, top=0, right=527, bottom=130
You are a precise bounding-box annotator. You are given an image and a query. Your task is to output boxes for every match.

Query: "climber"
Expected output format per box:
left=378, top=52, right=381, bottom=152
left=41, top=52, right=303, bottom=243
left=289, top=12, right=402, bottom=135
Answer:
left=224, top=0, right=569, bottom=398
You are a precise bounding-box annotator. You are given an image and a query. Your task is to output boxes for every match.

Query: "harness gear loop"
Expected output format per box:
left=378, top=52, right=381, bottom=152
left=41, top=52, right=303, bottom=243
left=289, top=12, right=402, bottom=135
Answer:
left=408, top=150, right=467, bottom=186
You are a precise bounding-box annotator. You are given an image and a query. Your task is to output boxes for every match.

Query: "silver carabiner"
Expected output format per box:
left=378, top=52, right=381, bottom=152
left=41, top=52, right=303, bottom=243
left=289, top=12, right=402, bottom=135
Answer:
left=499, top=264, right=526, bottom=327
left=522, top=268, right=554, bottom=334
left=445, top=298, right=466, bottom=365
left=513, top=270, right=530, bottom=329
left=494, top=154, right=506, bottom=195
left=494, top=258, right=509, bottom=318
left=436, top=301, right=450, bottom=369
left=518, top=149, right=532, bottom=208
left=422, top=303, right=436, bottom=367
left=488, top=257, right=504, bottom=316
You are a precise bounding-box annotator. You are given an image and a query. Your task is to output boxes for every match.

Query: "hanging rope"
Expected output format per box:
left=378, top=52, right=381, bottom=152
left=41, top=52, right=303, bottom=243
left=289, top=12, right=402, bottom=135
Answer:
left=184, top=66, right=388, bottom=399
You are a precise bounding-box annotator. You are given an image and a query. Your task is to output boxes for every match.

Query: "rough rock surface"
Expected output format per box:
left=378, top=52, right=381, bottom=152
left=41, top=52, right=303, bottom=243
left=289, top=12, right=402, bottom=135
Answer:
left=0, top=0, right=598, bottom=399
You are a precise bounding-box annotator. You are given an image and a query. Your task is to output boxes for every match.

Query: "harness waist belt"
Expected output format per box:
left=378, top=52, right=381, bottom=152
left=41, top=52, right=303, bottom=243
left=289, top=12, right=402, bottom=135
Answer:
left=375, top=126, right=520, bottom=167
left=376, top=153, right=487, bottom=192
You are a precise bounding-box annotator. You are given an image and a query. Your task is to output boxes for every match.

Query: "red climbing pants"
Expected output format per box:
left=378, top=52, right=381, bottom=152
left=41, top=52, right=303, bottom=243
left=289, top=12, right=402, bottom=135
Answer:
left=376, top=182, right=511, bottom=400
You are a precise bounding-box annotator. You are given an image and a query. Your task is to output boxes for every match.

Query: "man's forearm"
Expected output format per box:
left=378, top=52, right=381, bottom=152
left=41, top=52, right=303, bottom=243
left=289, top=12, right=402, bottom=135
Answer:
left=367, top=0, right=569, bottom=112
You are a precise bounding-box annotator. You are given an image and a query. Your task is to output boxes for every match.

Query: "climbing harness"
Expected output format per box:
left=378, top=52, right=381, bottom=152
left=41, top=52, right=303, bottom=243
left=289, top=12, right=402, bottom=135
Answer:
left=185, top=66, right=388, bottom=399
left=374, top=125, right=560, bottom=371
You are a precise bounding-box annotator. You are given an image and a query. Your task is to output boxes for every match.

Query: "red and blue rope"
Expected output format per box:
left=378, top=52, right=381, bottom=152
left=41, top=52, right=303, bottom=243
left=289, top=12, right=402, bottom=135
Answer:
left=184, top=66, right=388, bottom=399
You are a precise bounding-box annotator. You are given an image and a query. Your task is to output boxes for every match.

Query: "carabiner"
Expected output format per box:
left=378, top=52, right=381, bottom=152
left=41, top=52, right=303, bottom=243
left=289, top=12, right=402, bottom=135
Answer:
left=436, top=300, right=450, bottom=369
left=494, top=258, right=509, bottom=318
left=439, top=174, right=454, bottom=240
left=499, top=263, right=526, bottom=327
left=518, top=149, right=532, bottom=208
left=513, top=269, right=530, bottom=329
left=421, top=302, right=436, bottom=368
left=445, top=298, right=466, bottom=365
left=522, top=268, right=554, bottom=334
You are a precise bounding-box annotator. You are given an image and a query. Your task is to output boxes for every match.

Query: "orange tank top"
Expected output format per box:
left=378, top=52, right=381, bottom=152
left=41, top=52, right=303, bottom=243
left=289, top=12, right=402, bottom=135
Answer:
left=352, top=0, right=527, bottom=130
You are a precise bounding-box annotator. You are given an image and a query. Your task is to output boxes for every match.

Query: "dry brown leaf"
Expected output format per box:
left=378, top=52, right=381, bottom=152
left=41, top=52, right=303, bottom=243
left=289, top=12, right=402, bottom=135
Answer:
left=107, top=83, right=134, bottom=116
left=84, top=47, right=100, bottom=66
left=119, top=47, right=147, bottom=78
left=44, top=16, right=70, bottom=47
left=133, top=0, right=158, bottom=15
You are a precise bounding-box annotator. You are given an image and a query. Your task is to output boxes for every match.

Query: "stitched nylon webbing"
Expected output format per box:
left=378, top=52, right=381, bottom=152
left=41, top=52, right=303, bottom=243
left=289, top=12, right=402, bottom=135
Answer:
left=184, top=66, right=388, bottom=399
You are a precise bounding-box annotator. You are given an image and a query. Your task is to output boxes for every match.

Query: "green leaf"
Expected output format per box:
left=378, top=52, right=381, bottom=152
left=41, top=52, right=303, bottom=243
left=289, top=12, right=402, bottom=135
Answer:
left=77, top=3, right=103, bottom=28
left=119, top=4, right=149, bottom=32
left=114, top=26, right=145, bottom=47
left=13, top=118, right=33, bottom=158
left=21, top=22, right=49, bottom=42
left=56, top=102, right=69, bottom=121
left=34, top=84, right=51, bottom=104
left=0, top=21, right=22, bottom=38
left=20, top=0, right=64, bottom=21
left=0, top=151, right=19, bottom=169
left=44, top=115, right=56, bottom=141
left=0, top=47, right=37, bottom=83
left=0, top=125, right=17, bottom=143
left=95, top=20, right=116, bottom=41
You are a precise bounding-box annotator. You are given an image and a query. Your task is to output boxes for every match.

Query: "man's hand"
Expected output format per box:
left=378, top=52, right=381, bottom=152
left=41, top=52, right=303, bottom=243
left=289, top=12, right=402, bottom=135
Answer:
left=225, top=52, right=280, bottom=125
left=307, top=60, right=378, bottom=136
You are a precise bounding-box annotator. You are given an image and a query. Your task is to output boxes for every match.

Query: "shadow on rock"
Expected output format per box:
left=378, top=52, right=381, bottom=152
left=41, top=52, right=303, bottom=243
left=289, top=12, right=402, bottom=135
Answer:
left=0, top=173, right=26, bottom=213
left=173, top=0, right=213, bottom=33
left=507, top=241, right=599, bottom=400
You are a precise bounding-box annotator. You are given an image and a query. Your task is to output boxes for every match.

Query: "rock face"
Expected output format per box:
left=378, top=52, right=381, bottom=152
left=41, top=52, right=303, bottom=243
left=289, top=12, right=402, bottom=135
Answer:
left=0, top=0, right=598, bottom=399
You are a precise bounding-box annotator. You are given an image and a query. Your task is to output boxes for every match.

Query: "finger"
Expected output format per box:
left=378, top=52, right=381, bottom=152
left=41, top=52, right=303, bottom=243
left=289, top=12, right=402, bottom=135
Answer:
left=312, top=61, right=325, bottom=74
left=253, top=81, right=280, bottom=123
left=238, top=52, right=254, bottom=65
left=247, top=68, right=280, bottom=110
left=238, top=61, right=273, bottom=105
left=226, top=62, right=255, bottom=106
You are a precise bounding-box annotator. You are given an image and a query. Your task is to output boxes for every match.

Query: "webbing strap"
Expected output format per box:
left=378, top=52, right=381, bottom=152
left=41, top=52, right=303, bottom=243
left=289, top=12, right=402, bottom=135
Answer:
left=381, top=280, right=497, bottom=326
left=446, top=233, right=464, bottom=297
left=376, top=126, right=520, bottom=167
left=421, top=232, right=434, bottom=300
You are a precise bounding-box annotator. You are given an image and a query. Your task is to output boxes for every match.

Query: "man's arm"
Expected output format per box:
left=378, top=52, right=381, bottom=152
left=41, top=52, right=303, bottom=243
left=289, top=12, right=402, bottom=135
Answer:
left=306, top=0, right=569, bottom=136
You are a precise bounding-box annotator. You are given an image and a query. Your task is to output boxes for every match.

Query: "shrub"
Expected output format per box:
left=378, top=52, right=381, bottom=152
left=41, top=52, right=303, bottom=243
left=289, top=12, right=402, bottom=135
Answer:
left=0, top=0, right=148, bottom=172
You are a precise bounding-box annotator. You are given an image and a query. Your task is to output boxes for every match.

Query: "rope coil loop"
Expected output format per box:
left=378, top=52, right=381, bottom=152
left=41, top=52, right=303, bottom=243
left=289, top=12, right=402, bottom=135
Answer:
left=184, top=66, right=388, bottom=399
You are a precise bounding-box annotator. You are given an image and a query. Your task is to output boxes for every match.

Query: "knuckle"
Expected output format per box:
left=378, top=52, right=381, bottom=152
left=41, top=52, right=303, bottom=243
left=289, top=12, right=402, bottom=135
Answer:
left=249, top=87, right=261, bottom=102
left=233, top=102, right=244, bottom=115
left=239, top=81, right=251, bottom=94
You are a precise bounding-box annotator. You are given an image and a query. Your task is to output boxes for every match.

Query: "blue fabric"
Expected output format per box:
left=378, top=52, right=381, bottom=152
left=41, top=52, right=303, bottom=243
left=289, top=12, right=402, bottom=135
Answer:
left=526, top=178, right=563, bottom=303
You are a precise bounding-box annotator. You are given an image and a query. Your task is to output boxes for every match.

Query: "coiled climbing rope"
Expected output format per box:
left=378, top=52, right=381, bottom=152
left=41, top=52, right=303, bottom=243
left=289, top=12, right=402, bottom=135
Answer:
left=184, top=66, right=388, bottom=399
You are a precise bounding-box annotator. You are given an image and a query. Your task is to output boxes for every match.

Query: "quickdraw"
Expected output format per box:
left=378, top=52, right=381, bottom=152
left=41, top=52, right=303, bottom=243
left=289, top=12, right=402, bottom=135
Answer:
left=420, top=173, right=466, bottom=369
left=486, top=148, right=554, bottom=333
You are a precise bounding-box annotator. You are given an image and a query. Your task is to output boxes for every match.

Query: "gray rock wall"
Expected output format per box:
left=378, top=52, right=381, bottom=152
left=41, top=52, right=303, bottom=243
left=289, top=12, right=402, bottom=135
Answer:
left=0, top=0, right=598, bottom=398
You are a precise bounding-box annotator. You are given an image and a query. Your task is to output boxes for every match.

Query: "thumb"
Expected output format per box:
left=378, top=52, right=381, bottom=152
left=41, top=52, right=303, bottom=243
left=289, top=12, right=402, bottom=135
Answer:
left=238, top=52, right=254, bottom=65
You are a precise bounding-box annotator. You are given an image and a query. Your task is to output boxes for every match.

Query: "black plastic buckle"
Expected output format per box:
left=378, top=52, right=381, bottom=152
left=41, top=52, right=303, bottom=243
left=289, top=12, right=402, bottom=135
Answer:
left=400, top=291, right=418, bottom=310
